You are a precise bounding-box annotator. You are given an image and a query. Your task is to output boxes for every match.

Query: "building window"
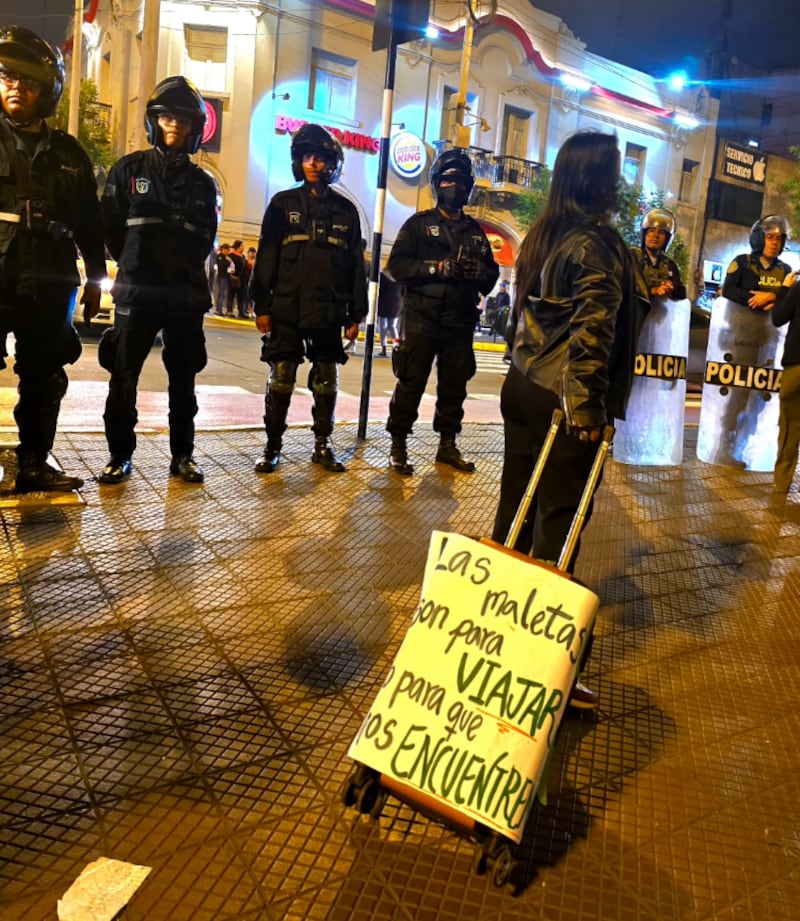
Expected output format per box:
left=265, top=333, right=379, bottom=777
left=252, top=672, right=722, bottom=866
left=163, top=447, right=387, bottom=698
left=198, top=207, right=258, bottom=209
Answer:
left=679, top=158, right=700, bottom=203
left=761, top=103, right=773, bottom=127
left=623, top=142, right=646, bottom=185
left=184, top=25, right=227, bottom=94
left=501, top=105, right=532, bottom=159
left=310, top=49, right=356, bottom=119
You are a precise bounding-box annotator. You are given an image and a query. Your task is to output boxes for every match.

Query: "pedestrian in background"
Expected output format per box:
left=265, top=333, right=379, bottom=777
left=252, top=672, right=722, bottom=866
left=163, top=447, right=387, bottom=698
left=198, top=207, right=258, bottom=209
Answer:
left=385, top=149, right=498, bottom=476
left=251, top=124, right=367, bottom=474
left=243, top=246, right=256, bottom=318
left=377, top=271, right=401, bottom=357
left=214, top=242, right=233, bottom=316
left=0, top=26, right=105, bottom=493
left=97, top=76, right=217, bottom=485
left=492, top=130, right=648, bottom=709
left=229, top=239, right=247, bottom=318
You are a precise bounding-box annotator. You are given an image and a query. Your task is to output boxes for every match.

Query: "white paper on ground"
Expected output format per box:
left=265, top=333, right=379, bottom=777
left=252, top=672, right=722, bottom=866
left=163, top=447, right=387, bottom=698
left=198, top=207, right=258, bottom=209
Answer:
left=57, top=857, right=151, bottom=921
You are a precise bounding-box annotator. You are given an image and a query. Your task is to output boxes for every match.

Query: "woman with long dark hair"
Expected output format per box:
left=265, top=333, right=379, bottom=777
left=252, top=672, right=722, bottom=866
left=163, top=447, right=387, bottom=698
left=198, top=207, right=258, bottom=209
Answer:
left=492, top=131, right=648, bottom=707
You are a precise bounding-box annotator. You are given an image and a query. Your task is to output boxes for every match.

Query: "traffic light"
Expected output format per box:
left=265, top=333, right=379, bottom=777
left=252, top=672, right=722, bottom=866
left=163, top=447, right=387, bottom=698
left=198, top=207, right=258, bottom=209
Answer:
left=373, top=0, right=431, bottom=52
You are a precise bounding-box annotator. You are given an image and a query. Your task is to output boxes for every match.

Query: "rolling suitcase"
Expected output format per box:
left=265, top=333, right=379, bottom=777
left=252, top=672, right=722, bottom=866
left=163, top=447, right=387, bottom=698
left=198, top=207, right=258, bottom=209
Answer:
left=343, top=409, right=614, bottom=891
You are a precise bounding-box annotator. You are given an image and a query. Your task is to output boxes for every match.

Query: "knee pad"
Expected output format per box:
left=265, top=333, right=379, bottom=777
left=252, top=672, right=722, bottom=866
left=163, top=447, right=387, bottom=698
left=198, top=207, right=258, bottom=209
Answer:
left=309, top=361, right=338, bottom=394
left=270, top=361, right=297, bottom=394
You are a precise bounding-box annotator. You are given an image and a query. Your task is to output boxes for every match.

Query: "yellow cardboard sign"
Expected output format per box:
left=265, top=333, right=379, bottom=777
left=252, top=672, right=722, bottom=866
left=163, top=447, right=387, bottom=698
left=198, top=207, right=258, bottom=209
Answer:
left=348, top=531, right=598, bottom=842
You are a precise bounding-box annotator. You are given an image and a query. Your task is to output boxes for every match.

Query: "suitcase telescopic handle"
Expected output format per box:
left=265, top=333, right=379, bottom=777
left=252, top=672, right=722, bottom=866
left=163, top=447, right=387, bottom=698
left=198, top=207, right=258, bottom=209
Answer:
left=504, top=408, right=564, bottom=550
left=557, top=423, right=615, bottom=572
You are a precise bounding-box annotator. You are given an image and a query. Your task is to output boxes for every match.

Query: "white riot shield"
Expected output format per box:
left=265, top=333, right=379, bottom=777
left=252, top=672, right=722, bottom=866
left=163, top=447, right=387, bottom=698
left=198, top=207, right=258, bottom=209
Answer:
left=696, top=297, right=785, bottom=471
left=614, top=297, right=690, bottom=465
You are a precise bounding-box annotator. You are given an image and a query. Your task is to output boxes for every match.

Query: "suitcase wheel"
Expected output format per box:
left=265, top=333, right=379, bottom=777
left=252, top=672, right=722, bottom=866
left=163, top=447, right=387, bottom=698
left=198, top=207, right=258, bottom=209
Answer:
left=356, top=778, right=383, bottom=816
left=491, top=843, right=515, bottom=889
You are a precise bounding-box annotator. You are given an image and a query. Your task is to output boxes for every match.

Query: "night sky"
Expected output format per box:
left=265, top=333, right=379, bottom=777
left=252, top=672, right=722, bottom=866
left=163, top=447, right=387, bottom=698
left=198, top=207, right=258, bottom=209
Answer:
left=529, top=0, right=800, bottom=77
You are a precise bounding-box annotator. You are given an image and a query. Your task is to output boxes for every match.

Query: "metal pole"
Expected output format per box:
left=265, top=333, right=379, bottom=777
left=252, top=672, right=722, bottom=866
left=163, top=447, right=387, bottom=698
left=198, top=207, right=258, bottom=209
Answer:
left=453, top=4, right=474, bottom=149
left=357, top=33, right=398, bottom=440
left=67, top=0, right=83, bottom=137
left=134, top=0, right=161, bottom=150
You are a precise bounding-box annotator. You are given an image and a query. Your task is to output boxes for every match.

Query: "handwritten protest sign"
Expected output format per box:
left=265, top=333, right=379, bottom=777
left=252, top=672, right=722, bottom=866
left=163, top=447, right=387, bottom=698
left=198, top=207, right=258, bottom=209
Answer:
left=348, top=531, right=598, bottom=842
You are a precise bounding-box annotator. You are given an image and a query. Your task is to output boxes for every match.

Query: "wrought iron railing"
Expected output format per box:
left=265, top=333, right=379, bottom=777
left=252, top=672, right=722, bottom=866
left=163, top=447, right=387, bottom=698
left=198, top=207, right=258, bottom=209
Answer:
left=431, top=140, right=543, bottom=190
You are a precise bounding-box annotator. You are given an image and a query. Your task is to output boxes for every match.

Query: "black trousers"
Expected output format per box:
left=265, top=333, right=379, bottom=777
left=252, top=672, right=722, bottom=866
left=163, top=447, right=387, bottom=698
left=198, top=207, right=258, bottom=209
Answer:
left=386, top=324, right=475, bottom=437
left=102, top=303, right=206, bottom=459
left=0, top=292, right=80, bottom=462
left=491, top=365, right=602, bottom=571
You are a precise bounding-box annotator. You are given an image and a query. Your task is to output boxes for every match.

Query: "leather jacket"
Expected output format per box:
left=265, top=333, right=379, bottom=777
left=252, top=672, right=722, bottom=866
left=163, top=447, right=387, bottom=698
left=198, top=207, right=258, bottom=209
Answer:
left=510, top=221, right=649, bottom=427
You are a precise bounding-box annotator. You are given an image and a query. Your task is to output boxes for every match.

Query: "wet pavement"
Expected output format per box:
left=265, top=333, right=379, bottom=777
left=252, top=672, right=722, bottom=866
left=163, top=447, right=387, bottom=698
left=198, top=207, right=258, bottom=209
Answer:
left=1, top=394, right=798, bottom=919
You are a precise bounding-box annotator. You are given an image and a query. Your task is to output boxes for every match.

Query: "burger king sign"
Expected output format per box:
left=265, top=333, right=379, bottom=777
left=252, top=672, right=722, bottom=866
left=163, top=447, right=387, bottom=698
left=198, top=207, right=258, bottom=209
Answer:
left=390, top=131, right=427, bottom=180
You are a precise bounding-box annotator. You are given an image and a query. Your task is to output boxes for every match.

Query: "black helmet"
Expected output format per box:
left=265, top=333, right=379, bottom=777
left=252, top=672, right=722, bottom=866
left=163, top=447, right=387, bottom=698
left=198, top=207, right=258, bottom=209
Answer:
left=290, top=123, right=343, bottom=184
left=429, top=148, right=474, bottom=210
left=749, top=214, right=790, bottom=255
left=145, top=76, right=207, bottom=154
left=0, top=26, right=64, bottom=121
left=640, top=208, right=676, bottom=251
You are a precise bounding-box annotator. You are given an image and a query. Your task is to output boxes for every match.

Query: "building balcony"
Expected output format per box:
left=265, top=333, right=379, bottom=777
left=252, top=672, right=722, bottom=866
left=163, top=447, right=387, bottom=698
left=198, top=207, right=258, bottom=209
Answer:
left=431, top=140, right=544, bottom=191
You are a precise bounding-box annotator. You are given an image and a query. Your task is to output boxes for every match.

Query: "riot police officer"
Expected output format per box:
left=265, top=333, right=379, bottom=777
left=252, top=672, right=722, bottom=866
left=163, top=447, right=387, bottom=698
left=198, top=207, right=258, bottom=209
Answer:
left=97, top=76, right=217, bottom=485
left=0, top=26, right=104, bottom=493
left=631, top=209, right=686, bottom=301
left=386, top=149, right=498, bottom=476
left=723, top=215, right=792, bottom=310
left=251, top=123, right=367, bottom=474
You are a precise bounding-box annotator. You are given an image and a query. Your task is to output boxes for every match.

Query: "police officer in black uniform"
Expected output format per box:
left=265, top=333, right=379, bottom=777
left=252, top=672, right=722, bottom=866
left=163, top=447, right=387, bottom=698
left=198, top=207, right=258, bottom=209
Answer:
left=97, top=76, right=217, bottom=485
left=386, top=149, right=498, bottom=476
left=0, top=26, right=104, bottom=493
left=631, top=208, right=686, bottom=301
left=251, top=123, right=367, bottom=474
left=723, top=214, right=792, bottom=309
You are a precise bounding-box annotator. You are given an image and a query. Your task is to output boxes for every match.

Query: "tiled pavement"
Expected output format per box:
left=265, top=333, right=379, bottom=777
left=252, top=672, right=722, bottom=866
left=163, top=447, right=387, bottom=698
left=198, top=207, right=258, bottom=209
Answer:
left=1, top=421, right=799, bottom=921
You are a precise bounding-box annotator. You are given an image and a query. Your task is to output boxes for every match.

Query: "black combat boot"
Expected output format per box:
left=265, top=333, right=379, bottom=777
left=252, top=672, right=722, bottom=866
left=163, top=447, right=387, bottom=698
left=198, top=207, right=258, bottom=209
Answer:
left=15, top=459, right=84, bottom=493
left=255, top=443, right=281, bottom=474
left=311, top=436, right=345, bottom=473
left=435, top=435, right=475, bottom=473
left=389, top=435, right=414, bottom=476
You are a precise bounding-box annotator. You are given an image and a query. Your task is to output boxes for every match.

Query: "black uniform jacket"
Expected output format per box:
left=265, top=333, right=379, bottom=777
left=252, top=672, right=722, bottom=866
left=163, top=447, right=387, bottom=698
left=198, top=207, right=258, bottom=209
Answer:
left=630, top=246, right=686, bottom=300
left=387, top=208, right=498, bottom=329
left=773, top=280, right=800, bottom=367
left=722, top=252, right=791, bottom=306
left=251, top=183, right=367, bottom=329
left=0, top=116, right=105, bottom=300
left=512, top=221, right=649, bottom=428
left=102, top=148, right=217, bottom=311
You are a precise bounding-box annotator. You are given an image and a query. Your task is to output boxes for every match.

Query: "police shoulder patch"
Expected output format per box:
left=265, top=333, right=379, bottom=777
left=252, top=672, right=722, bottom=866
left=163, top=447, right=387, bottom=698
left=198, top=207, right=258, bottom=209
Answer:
left=726, top=259, right=739, bottom=274
left=288, top=211, right=301, bottom=224
left=134, top=178, right=150, bottom=194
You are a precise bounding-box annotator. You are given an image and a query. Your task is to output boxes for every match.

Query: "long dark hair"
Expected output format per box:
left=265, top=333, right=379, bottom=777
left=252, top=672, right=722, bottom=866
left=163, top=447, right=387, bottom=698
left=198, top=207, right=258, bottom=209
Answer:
left=514, top=131, right=620, bottom=305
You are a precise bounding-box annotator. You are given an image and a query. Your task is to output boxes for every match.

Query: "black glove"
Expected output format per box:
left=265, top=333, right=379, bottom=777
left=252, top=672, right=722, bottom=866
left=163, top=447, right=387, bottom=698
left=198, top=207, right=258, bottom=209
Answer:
left=439, top=257, right=464, bottom=279
left=460, top=257, right=490, bottom=283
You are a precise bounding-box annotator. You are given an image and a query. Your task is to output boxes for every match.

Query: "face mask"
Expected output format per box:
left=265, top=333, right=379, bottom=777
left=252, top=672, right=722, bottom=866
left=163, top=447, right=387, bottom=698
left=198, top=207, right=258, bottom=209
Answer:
left=437, top=183, right=470, bottom=211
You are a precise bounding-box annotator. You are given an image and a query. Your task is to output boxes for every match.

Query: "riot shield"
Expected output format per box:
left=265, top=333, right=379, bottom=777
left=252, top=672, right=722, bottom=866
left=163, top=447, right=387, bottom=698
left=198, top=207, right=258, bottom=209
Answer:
left=614, top=296, right=690, bottom=465
left=696, top=297, right=785, bottom=471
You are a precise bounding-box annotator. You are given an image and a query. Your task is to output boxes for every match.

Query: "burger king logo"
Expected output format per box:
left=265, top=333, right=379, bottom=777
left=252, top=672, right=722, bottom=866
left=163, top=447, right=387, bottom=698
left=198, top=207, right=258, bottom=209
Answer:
left=390, top=131, right=426, bottom=179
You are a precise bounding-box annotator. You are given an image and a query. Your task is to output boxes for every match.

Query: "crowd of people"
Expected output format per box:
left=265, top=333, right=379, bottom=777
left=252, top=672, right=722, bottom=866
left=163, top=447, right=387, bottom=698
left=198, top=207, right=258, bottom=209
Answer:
left=3, top=24, right=800, bottom=710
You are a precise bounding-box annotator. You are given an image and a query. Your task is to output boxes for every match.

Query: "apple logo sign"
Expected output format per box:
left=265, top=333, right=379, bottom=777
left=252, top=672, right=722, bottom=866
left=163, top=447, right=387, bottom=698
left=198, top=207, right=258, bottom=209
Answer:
left=752, top=157, right=766, bottom=183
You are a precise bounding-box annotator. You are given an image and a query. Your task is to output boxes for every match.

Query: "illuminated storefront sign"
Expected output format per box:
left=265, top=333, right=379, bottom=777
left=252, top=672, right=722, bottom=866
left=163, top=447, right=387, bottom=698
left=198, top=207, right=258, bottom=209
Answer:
left=274, top=114, right=380, bottom=153
left=389, top=131, right=426, bottom=179
left=722, top=142, right=767, bottom=185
